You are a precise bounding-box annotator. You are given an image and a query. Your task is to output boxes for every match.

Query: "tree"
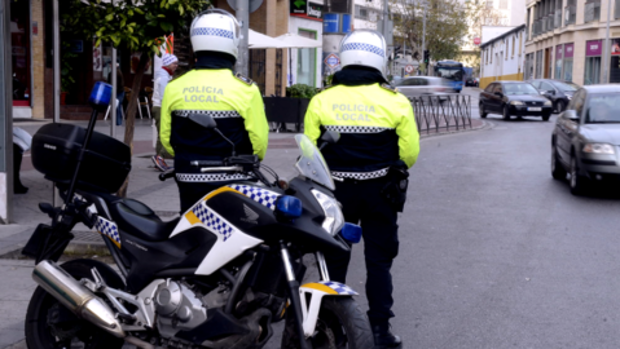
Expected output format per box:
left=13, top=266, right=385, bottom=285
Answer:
left=391, top=0, right=469, bottom=66
left=460, top=0, right=506, bottom=70
left=63, top=0, right=210, bottom=196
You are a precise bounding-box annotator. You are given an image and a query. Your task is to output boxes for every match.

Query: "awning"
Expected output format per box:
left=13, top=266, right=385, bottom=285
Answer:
left=274, top=33, right=322, bottom=48
left=249, top=30, right=287, bottom=49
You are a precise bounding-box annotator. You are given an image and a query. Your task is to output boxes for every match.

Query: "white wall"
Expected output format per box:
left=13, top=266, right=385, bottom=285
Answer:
left=288, top=17, right=323, bottom=88
left=480, top=28, right=525, bottom=79
left=481, top=26, right=516, bottom=45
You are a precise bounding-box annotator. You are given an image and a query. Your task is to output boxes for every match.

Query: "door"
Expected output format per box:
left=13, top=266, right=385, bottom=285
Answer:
left=481, top=83, right=495, bottom=111
left=557, top=89, right=585, bottom=163
left=544, top=48, right=552, bottom=79
left=297, top=29, right=317, bottom=87
left=489, top=83, right=504, bottom=112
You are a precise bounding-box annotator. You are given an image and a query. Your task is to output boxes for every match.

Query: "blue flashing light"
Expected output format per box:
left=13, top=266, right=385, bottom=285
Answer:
left=88, top=81, right=113, bottom=108
left=341, top=223, right=362, bottom=243
left=275, top=195, right=302, bottom=218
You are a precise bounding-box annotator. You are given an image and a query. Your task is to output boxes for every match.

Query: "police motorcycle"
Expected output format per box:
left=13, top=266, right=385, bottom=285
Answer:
left=22, top=82, right=374, bottom=349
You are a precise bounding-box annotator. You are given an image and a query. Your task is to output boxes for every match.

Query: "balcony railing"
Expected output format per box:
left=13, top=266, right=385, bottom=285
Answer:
left=565, top=5, right=576, bottom=25
left=584, top=1, right=601, bottom=23
left=554, top=9, right=562, bottom=28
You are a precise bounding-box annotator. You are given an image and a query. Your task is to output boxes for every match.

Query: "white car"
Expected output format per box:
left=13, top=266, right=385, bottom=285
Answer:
left=393, top=76, right=452, bottom=98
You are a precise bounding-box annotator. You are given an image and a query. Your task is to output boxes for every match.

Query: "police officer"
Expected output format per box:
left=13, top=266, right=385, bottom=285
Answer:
left=160, top=9, right=269, bottom=212
left=304, top=30, right=420, bottom=348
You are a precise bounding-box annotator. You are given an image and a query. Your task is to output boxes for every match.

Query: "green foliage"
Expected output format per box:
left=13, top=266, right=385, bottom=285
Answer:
left=62, top=0, right=210, bottom=57
left=392, top=0, right=469, bottom=62
left=287, top=84, right=318, bottom=99
left=61, top=42, right=78, bottom=92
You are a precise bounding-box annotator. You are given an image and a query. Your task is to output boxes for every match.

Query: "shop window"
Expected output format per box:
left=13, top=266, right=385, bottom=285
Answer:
left=297, top=29, right=317, bottom=87
left=11, top=0, right=31, bottom=107
left=585, top=57, right=601, bottom=85
left=563, top=58, right=573, bottom=81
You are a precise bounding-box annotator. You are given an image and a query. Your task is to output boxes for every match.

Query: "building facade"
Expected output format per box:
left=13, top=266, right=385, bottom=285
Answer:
left=525, top=0, right=620, bottom=85
left=480, top=24, right=527, bottom=88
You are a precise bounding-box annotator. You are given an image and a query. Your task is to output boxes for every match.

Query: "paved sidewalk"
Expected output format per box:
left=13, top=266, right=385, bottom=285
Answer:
left=0, top=116, right=487, bottom=349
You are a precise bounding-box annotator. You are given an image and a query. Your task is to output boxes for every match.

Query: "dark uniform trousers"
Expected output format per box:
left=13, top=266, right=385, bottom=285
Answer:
left=325, top=176, right=400, bottom=324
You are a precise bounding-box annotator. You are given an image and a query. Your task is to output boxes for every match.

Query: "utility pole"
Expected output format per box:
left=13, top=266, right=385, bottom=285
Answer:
left=236, top=0, right=249, bottom=76
left=601, top=0, right=612, bottom=84
left=110, top=0, right=117, bottom=138
left=421, top=0, right=427, bottom=75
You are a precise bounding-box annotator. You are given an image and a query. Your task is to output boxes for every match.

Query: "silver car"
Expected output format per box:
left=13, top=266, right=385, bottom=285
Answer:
left=393, top=76, right=452, bottom=98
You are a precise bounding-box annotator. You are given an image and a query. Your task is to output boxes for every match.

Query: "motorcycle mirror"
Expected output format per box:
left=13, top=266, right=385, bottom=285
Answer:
left=321, top=130, right=341, bottom=145
left=188, top=113, right=217, bottom=129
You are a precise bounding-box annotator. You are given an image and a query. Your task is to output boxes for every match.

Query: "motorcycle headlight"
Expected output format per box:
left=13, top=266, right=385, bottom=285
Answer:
left=311, top=189, right=344, bottom=236
left=544, top=100, right=552, bottom=106
left=583, top=143, right=616, bottom=155
left=510, top=101, right=524, bottom=105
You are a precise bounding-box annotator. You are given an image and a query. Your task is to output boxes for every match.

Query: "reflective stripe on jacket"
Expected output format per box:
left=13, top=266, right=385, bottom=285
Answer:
left=304, top=83, right=420, bottom=179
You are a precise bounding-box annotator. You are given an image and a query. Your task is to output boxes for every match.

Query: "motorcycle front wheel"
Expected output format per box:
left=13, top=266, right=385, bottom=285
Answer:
left=281, top=297, right=374, bottom=349
left=24, top=259, right=125, bottom=349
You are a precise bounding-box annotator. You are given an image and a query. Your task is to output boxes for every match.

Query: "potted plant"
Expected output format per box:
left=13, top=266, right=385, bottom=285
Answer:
left=264, top=83, right=318, bottom=132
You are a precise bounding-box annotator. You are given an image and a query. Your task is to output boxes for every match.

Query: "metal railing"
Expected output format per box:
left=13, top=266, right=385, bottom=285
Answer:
left=410, top=94, right=472, bottom=135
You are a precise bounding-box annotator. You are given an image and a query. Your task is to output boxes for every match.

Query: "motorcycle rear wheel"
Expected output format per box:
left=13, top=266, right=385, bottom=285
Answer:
left=24, top=259, right=125, bottom=349
left=281, top=297, right=374, bottom=349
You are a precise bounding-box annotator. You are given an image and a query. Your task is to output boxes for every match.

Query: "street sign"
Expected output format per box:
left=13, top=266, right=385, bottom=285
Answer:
left=474, top=37, right=481, bottom=45
left=325, top=53, right=340, bottom=69
left=405, top=65, right=414, bottom=73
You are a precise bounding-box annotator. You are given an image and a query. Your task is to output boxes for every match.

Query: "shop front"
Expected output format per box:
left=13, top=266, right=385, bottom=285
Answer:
left=11, top=0, right=32, bottom=117
left=289, top=0, right=324, bottom=88
left=585, top=40, right=602, bottom=85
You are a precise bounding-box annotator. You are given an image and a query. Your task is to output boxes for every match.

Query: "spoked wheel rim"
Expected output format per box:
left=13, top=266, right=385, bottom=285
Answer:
left=310, top=309, right=349, bottom=349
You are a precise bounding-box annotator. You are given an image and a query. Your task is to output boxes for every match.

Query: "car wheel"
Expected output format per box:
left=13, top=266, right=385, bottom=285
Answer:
left=556, top=100, right=566, bottom=113
left=569, top=154, right=588, bottom=195
left=542, top=114, right=551, bottom=121
left=479, top=104, right=487, bottom=118
left=551, top=142, right=567, bottom=180
left=502, top=105, right=511, bottom=120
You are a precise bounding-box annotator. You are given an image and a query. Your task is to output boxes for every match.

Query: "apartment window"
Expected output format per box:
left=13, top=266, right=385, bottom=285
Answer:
left=584, top=0, right=601, bottom=23
left=512, top=36, right=516, bottom=57
left=565, top=0, right=576, bottom=25
left=486, top=0, right=494, bottom=8
left=555, top=0, right=563, bottom=27
left=355, top=5, right=369, bottom=20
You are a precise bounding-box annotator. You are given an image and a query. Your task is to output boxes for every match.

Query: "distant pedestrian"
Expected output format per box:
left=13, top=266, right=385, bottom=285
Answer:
left=107, top=62, right=125, bottom=126
left=151, top=53, right=178, bottom=172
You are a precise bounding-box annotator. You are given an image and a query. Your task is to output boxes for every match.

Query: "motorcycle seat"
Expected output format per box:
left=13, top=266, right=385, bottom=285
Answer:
left=109, top=198, right=179, bottom=242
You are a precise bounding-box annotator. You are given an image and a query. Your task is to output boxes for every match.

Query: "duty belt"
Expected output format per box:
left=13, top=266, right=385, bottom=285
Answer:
left=176, top=173, right=252, bottom=183
left=331, top=167, right=389, bottom=181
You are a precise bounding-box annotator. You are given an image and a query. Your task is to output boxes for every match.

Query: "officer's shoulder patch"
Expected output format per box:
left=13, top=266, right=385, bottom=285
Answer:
left=380, top=83, right=398, bottom=93
left=235, top=73, right=254, bottom=86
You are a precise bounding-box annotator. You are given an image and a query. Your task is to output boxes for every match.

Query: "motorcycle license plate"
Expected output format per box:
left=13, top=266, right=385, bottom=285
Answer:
left=528, top=107, right=542, bottom=111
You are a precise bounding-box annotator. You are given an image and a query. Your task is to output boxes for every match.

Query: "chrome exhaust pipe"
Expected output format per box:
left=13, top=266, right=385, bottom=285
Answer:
left=32, top=260, right=126, bottom=338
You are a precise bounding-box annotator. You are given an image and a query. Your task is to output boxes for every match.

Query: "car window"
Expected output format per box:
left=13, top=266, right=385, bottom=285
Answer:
left=530, top=81, right=541, bottom=89
left=494, top=84, right=503, bottom=94
left=503, top=83, right=539, bottom=95
left=567, top=89, right=586, bottom=117
left=420, top=79, right=430, bottom=86
left=540, top=82, right=554, bottom=92
left=553, top=81, right=579, bottom=92
left=585, top=93, right=620, bottom=123
left=485, top=83, right=495, bottom=93
left=397, top=79, right=415, bottom=86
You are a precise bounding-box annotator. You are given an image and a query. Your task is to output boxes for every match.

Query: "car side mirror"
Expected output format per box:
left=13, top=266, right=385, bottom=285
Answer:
left=545, top=90, right=555, bottom=96
left=188, top=113, right=217, bottom=129
left=561, top=110, right=579, bottom=121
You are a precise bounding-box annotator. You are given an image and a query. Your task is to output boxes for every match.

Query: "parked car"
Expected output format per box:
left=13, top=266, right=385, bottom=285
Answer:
left=550, top=85, right=620, bottom=195
left=465, top=77, right=479, bottom=87
left=479, top=81, right=553, bottom=121
left=527, top=79, right=580, bottom=113
left=393, top=76, right=452, bottom=98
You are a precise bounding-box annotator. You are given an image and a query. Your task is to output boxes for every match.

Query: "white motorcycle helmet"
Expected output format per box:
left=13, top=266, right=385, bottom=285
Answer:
left=339, top=29, right=388, bottom=76
left=190, top=9, right=240, bottom=59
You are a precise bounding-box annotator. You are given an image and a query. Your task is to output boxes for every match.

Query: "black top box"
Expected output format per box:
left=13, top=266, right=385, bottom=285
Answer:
left=31, top=123, right=131, bottom=193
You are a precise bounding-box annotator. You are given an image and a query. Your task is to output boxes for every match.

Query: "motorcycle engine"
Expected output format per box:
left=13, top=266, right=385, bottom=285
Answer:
left=153, top=279, right=230, bottom=339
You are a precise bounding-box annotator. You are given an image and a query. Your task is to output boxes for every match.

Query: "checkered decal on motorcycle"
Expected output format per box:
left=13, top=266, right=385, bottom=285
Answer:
left=191, top=27, right=234, bottom=39
left=95, top=216, right=121, bottom=248
left=192, top=203, right=235, bottom=241
left=228, top=185, right=279, bottom=210
left=319, top=281, right=358, bottom=296
left=177, top=173, right=252, bottom=183
left=331, top=167, right=389, bottom=180
left=173, top=110, right=242, bottom=119
left=341, top=43, right=385, bottom=57
left=324, top=125, right=393, bottom=134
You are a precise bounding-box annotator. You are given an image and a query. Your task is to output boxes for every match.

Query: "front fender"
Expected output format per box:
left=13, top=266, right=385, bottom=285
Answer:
left=299, top=281, right=358, bottom=337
